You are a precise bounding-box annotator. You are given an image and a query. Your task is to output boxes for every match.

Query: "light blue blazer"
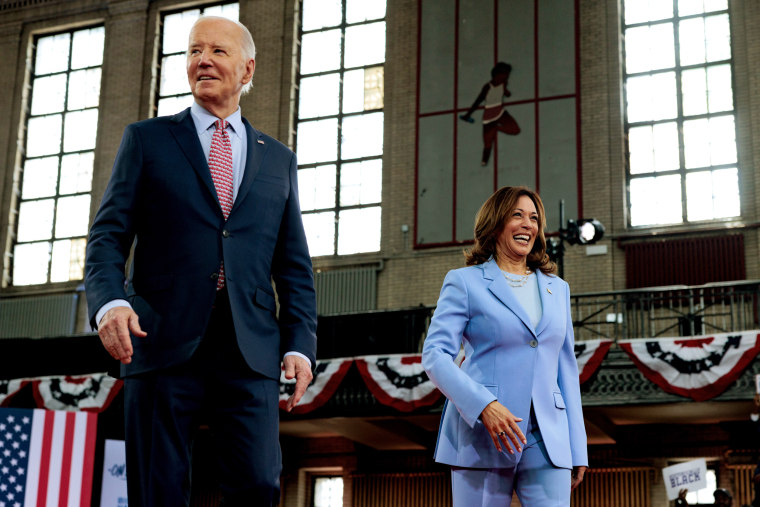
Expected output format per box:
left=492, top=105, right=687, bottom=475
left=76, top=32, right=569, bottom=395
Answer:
left=422, top=258, right=588, bottom=470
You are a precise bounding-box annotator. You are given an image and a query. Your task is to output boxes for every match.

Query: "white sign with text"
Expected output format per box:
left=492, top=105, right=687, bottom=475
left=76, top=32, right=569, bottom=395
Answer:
left=100, top=439, right=128, bottom=507
left=662, top=459, right=708, bottom=500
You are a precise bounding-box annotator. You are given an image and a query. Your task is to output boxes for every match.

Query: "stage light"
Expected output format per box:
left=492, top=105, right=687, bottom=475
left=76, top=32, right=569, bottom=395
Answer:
left=565, top=219, right=605, bottom=245
left=552, top=200, right=606, bottom=277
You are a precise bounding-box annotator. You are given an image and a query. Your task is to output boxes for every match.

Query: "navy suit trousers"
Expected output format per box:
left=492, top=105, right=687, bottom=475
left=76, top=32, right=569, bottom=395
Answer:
left=123, top=289, right=281, bottom=507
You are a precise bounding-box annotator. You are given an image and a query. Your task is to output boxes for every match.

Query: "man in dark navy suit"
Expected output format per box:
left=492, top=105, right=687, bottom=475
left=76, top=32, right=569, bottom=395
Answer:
left=85, top=16, right=316, bottom=506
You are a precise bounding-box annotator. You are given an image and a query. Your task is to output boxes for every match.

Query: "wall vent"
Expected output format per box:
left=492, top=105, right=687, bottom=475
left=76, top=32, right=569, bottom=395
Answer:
left=0, top=293, right=78, bottom=338
left=314, top=265, right=379, bottom=315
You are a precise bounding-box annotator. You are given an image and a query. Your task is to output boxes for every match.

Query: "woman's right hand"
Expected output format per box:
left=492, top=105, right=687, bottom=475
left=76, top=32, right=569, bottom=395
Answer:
left=480, top=400, right=527, bottom=454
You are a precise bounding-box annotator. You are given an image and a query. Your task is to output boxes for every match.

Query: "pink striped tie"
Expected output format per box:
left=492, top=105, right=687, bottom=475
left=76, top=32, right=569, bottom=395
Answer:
left=209, top=119, right=233, bottom=289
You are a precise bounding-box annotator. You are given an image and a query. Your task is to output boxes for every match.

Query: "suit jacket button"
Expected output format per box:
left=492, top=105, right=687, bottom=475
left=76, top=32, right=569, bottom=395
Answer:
left=222, top=229, right=230, bottom=238
left=209, top=272, right=219, bottom=280
left=529, top=339, right=538, bottom=348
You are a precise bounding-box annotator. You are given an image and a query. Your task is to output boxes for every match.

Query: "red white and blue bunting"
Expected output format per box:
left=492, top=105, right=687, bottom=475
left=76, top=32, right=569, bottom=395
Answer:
left=33, top=373, right=122, bottom=412
left=276, top=347, right=618, bottom=414
left=278, top=355, right=443, bottom=414
left=278, top=357, right=353, bottom=414
left=619, top=331, right=760, bottom=401
left=6, top=332, right=757, bottom=415
left=0, top=373, right=122, bottom=412
left=575, top=339, right=613, bottom=384
left=0, top=378, right=29, bottom=406
left=355, top=354, right=442, bottom=412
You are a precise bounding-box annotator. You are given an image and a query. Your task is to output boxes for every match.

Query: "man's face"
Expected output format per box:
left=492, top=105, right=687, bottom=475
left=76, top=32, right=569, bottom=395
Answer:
left=186, top=18, right=254, bottom=112
left=714, top=493, right=732, bottom=507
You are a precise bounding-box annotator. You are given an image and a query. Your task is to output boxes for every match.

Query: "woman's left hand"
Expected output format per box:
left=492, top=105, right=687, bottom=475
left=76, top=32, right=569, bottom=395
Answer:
left=571, top=466, right=587, bottom=490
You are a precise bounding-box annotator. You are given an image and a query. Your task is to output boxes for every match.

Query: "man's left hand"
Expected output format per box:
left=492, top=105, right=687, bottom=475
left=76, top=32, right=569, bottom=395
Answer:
left=283, top=355, right=313, bottom=412
left=571, top=466, right=587, bottom=490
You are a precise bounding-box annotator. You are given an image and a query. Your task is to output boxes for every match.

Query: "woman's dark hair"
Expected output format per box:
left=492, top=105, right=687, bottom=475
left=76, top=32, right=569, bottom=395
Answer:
left=464, top=186, right=556, bottom=274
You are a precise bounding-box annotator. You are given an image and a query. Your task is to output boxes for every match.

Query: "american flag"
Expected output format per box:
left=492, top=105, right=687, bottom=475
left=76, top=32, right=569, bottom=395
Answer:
left=0, top=408, right=97, bottom=507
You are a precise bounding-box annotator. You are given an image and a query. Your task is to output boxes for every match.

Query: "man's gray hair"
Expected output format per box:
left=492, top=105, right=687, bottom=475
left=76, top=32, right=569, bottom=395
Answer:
left=191, top=16, right=256, bottom=94
left=236, top=19, right=256, bottom=94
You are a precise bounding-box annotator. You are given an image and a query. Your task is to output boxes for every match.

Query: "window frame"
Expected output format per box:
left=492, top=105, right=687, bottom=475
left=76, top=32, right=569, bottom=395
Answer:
left=294, top=0, right=386, bottom=257
left=9, top=24, right=105, bottom=287
left=621, top=1, right=739, bottom=228
left=309, top=473, right=344, bottom=507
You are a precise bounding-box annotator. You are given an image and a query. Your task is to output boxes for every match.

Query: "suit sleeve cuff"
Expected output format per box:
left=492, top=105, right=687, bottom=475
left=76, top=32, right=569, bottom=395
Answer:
left=463, top=392, right=498, bottom=428
left=283, top=351, right=311, bottom=368
left=95, top=300, right=132, bottom=329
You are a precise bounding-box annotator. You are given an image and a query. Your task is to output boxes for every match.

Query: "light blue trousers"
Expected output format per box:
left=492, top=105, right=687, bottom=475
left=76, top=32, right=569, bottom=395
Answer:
left=451, top=411, right=571, bottom=506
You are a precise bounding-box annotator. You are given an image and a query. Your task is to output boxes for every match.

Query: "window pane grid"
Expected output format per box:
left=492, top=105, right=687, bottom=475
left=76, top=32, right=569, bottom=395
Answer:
left=297, top=153, right=384, bottom=169
left=154, top=2, right=239, bottom=117
left=296, top=0, right=385, bottom=257
left=301, top=16, right=385, bottom=36
left=622, top=0, right=738, bottom=227
left=12, top=25, right=104, bottom=286
left=294, top=105, right=385, bottom=125
left=302, top=202, right=380, bottom=215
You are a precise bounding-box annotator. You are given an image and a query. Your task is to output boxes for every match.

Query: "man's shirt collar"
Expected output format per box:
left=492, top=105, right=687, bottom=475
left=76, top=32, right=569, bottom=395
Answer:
left=190, top=102, right=244, bottom=140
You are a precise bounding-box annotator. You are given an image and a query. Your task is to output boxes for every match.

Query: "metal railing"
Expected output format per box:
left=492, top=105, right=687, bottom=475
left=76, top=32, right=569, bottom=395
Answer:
left=313, top=280, right=760, bottom=355
left=571, top=280, right=760, bottom=341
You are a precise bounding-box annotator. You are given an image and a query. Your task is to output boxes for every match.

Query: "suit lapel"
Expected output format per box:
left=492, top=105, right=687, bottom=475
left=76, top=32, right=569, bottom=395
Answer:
left=484, top=259, right=537, bottom=338
left=168, top=108, right=219, bottom=208
left=534, top=270, right=555, bottom=337
left=230, top=118, right=268, bottom=214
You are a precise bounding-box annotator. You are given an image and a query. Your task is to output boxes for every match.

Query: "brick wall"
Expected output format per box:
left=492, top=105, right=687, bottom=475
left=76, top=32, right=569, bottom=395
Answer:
left=0, top=0, right=758, bottom=312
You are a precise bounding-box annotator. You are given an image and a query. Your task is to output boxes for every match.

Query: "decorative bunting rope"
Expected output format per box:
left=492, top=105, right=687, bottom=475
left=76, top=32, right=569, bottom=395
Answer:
left=1, top=373, right=122, bottom=412
left=8, top=332, right=758, bottom=415
left=619, top=331, right=760, bottom=401
left=355, top=354, right=442, bottom=412
left=0, top=378, right=29, bottom=406
left=575, top=339, right=614, bottom=384
left=278, top=358, right=353, bottom=414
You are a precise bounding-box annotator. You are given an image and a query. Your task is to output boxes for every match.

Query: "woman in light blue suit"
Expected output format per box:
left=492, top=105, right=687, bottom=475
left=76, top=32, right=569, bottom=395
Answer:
left=422, top=186, right=588, bottom=506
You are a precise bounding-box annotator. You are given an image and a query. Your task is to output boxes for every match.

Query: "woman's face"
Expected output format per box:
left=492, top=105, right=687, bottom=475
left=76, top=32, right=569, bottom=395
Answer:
left=496, top=195, right=539, bottom=265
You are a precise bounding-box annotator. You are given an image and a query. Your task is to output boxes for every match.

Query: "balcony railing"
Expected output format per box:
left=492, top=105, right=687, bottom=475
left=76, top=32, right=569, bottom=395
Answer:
left=313, top=280, right=760, bottom=357
left=571, top=280, right=760, bottom=341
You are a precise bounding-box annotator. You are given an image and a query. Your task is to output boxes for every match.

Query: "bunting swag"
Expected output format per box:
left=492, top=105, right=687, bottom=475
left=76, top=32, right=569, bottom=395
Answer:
left=32, top=374, right=123, bottom=412
left=0, top=378, right=29, bottom=406
left=575, top=339, right=613, bottom=384
left=278, top=358, right=353, bottom=414
left=619, top=331, right=760, bottom=401
left=355, top=354, right=442, bottom=412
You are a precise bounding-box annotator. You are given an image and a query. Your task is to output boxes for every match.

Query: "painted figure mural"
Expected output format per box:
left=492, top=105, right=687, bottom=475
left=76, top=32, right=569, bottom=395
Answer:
left=460, top=62, right=521, bottom=165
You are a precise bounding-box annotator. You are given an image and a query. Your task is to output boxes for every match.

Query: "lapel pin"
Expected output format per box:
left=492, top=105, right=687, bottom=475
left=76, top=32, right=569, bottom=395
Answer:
left=257, top=139, right=265, bottom=144
left=547, top=288, right=552, bottom=294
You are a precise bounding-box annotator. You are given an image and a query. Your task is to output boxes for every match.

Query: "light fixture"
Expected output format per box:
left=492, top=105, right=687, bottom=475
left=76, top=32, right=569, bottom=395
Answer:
left=547, top=201, right=606, bottom=277
left=565, top=219, right=605, bottom=245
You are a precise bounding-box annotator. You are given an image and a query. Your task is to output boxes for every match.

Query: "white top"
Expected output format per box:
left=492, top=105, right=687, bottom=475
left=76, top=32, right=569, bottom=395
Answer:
left=504, top=271, right=542, bottom=329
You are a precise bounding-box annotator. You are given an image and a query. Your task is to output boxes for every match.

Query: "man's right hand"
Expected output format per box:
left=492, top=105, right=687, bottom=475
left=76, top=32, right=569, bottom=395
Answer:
left=98, top=307, right=146, bottom=364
